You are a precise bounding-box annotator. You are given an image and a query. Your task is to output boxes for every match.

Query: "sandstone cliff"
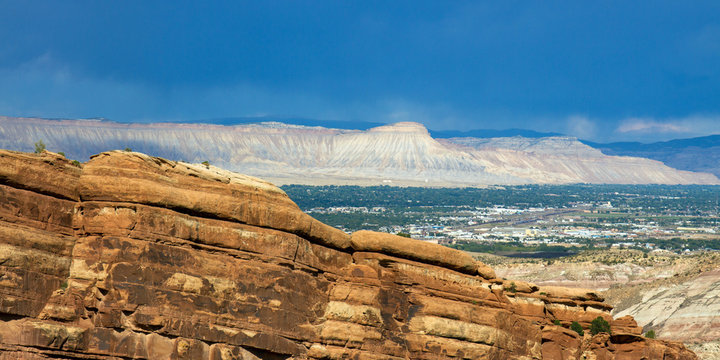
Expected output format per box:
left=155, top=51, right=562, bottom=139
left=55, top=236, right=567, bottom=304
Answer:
left=486, top=250, right=720, bottom=359
left=0, top=149, right=698, bottom=359
left=1, top=116, right=717, bottom=186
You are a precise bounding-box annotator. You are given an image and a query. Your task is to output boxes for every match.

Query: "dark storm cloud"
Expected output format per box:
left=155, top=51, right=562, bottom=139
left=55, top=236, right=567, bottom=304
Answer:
left=1, top=1, right=719, bottom=141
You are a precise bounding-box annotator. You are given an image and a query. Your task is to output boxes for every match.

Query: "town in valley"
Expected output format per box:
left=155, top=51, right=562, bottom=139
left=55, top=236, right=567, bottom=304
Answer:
left=284, top=184, right=720, bottom=257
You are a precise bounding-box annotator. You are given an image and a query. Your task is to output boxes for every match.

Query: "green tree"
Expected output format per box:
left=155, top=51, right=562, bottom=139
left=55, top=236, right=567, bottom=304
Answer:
left=202, top=161, right=210, bottom=169
left=570, top=321, right=584, bottom=336
left=34, top=140, right=46, bottom=154
left=645, top=329, right=656, bottom=339
left=396, top=232, right=411, bottom=238
left=590, top=316, right=611, bottom=335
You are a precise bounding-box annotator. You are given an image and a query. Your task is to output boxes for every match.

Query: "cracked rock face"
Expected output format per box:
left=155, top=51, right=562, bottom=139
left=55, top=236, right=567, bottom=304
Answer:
left=0, top=149, right=699, bottom=359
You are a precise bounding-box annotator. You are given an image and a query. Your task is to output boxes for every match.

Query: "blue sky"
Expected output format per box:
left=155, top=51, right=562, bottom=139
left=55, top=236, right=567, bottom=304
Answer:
left=1, top=1, right=719, bottom=142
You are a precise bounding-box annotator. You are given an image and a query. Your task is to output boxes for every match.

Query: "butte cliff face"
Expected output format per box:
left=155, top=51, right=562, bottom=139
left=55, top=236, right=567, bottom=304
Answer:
left=0, top=149, right=698, bottom=359
left=1, top=116, right=717, bottom=186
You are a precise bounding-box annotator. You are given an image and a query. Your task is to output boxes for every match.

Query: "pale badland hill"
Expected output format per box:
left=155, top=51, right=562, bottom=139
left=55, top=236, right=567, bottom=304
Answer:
left=1, top=116, right=717, bottom=186
left=492, top=250, right=720, bottom=359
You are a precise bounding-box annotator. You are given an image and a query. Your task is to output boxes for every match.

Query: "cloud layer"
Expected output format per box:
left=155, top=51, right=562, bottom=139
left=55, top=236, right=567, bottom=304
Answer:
left=2, top=1, right=720, bottom=142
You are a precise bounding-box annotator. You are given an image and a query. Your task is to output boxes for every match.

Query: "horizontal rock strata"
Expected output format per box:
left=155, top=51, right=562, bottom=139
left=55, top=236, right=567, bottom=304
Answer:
left=0, top=149, right=698, bottom=359
left=1, top=117, right=718, bottom=186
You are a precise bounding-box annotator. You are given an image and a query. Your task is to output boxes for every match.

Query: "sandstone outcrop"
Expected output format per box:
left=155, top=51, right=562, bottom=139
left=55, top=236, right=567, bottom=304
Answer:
left=493, top=249, right=720, bottom=358
left=0, top=149, right=698, bottom=359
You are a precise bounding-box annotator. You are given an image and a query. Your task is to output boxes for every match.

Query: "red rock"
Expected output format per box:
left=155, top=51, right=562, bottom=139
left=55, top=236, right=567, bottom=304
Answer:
left=0, top=150, right=698, bottom=359
left=350, top=230, right=487, bottom=276
left=542, top=326, right=583, bottom=359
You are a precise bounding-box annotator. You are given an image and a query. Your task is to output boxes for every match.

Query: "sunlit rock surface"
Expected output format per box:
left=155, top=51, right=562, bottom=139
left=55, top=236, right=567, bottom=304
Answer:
left=0, top=149, right=698, bottom=359
left=614, top=268, right=720, bottom=345
left=1, top=116, right=717, bottom=186
left=494, top=250, right=720, bottom=359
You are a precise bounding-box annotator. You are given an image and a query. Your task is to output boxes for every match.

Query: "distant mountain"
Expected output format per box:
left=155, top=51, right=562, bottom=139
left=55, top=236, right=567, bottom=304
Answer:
left=430, top=128, right=563, bottom=139
left=191, top=119, right=720, bottom=178
left=0, top=116, right=716, bottom=186
left=584, top=135, right=720, bottom=177
left=192, top=118, right=564, bottom=138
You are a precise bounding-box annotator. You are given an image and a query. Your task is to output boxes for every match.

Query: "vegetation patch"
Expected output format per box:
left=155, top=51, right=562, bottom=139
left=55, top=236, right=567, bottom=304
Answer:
left=590, top=316, right=611, bottom=335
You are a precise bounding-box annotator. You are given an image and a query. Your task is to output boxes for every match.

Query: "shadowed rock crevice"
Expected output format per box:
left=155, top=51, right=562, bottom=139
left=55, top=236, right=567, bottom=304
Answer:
left=0, top=149, right=699, bottom=359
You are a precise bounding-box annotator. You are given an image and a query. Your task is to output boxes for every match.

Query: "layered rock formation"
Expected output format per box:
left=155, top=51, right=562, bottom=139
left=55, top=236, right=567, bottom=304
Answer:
left=0, top=149, right=698, bottom=359
left=492, top=250, right=720, bottom=359
left=586, top=135, right=720, bottom=178
left=614, top=268, right=720, bottom=345
left=604, top=256, right=720, bottom=355
left=1, top=116, right=717, bottom=186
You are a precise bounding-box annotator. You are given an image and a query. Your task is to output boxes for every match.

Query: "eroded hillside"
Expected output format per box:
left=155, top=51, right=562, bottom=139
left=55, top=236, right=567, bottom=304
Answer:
left=493, top=250, right=720, bottom=359
left=1, top=116, right=717, bottom=186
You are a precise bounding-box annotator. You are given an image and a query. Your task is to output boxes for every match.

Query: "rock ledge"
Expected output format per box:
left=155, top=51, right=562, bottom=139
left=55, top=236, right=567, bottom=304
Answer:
left=0, top=150, right=697, bottom=359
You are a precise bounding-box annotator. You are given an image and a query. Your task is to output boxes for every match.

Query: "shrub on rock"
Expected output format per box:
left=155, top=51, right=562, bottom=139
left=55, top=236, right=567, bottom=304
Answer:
left=590, top=316, right=611, bottom=335
left=571, top=321, right=584, bottom=336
